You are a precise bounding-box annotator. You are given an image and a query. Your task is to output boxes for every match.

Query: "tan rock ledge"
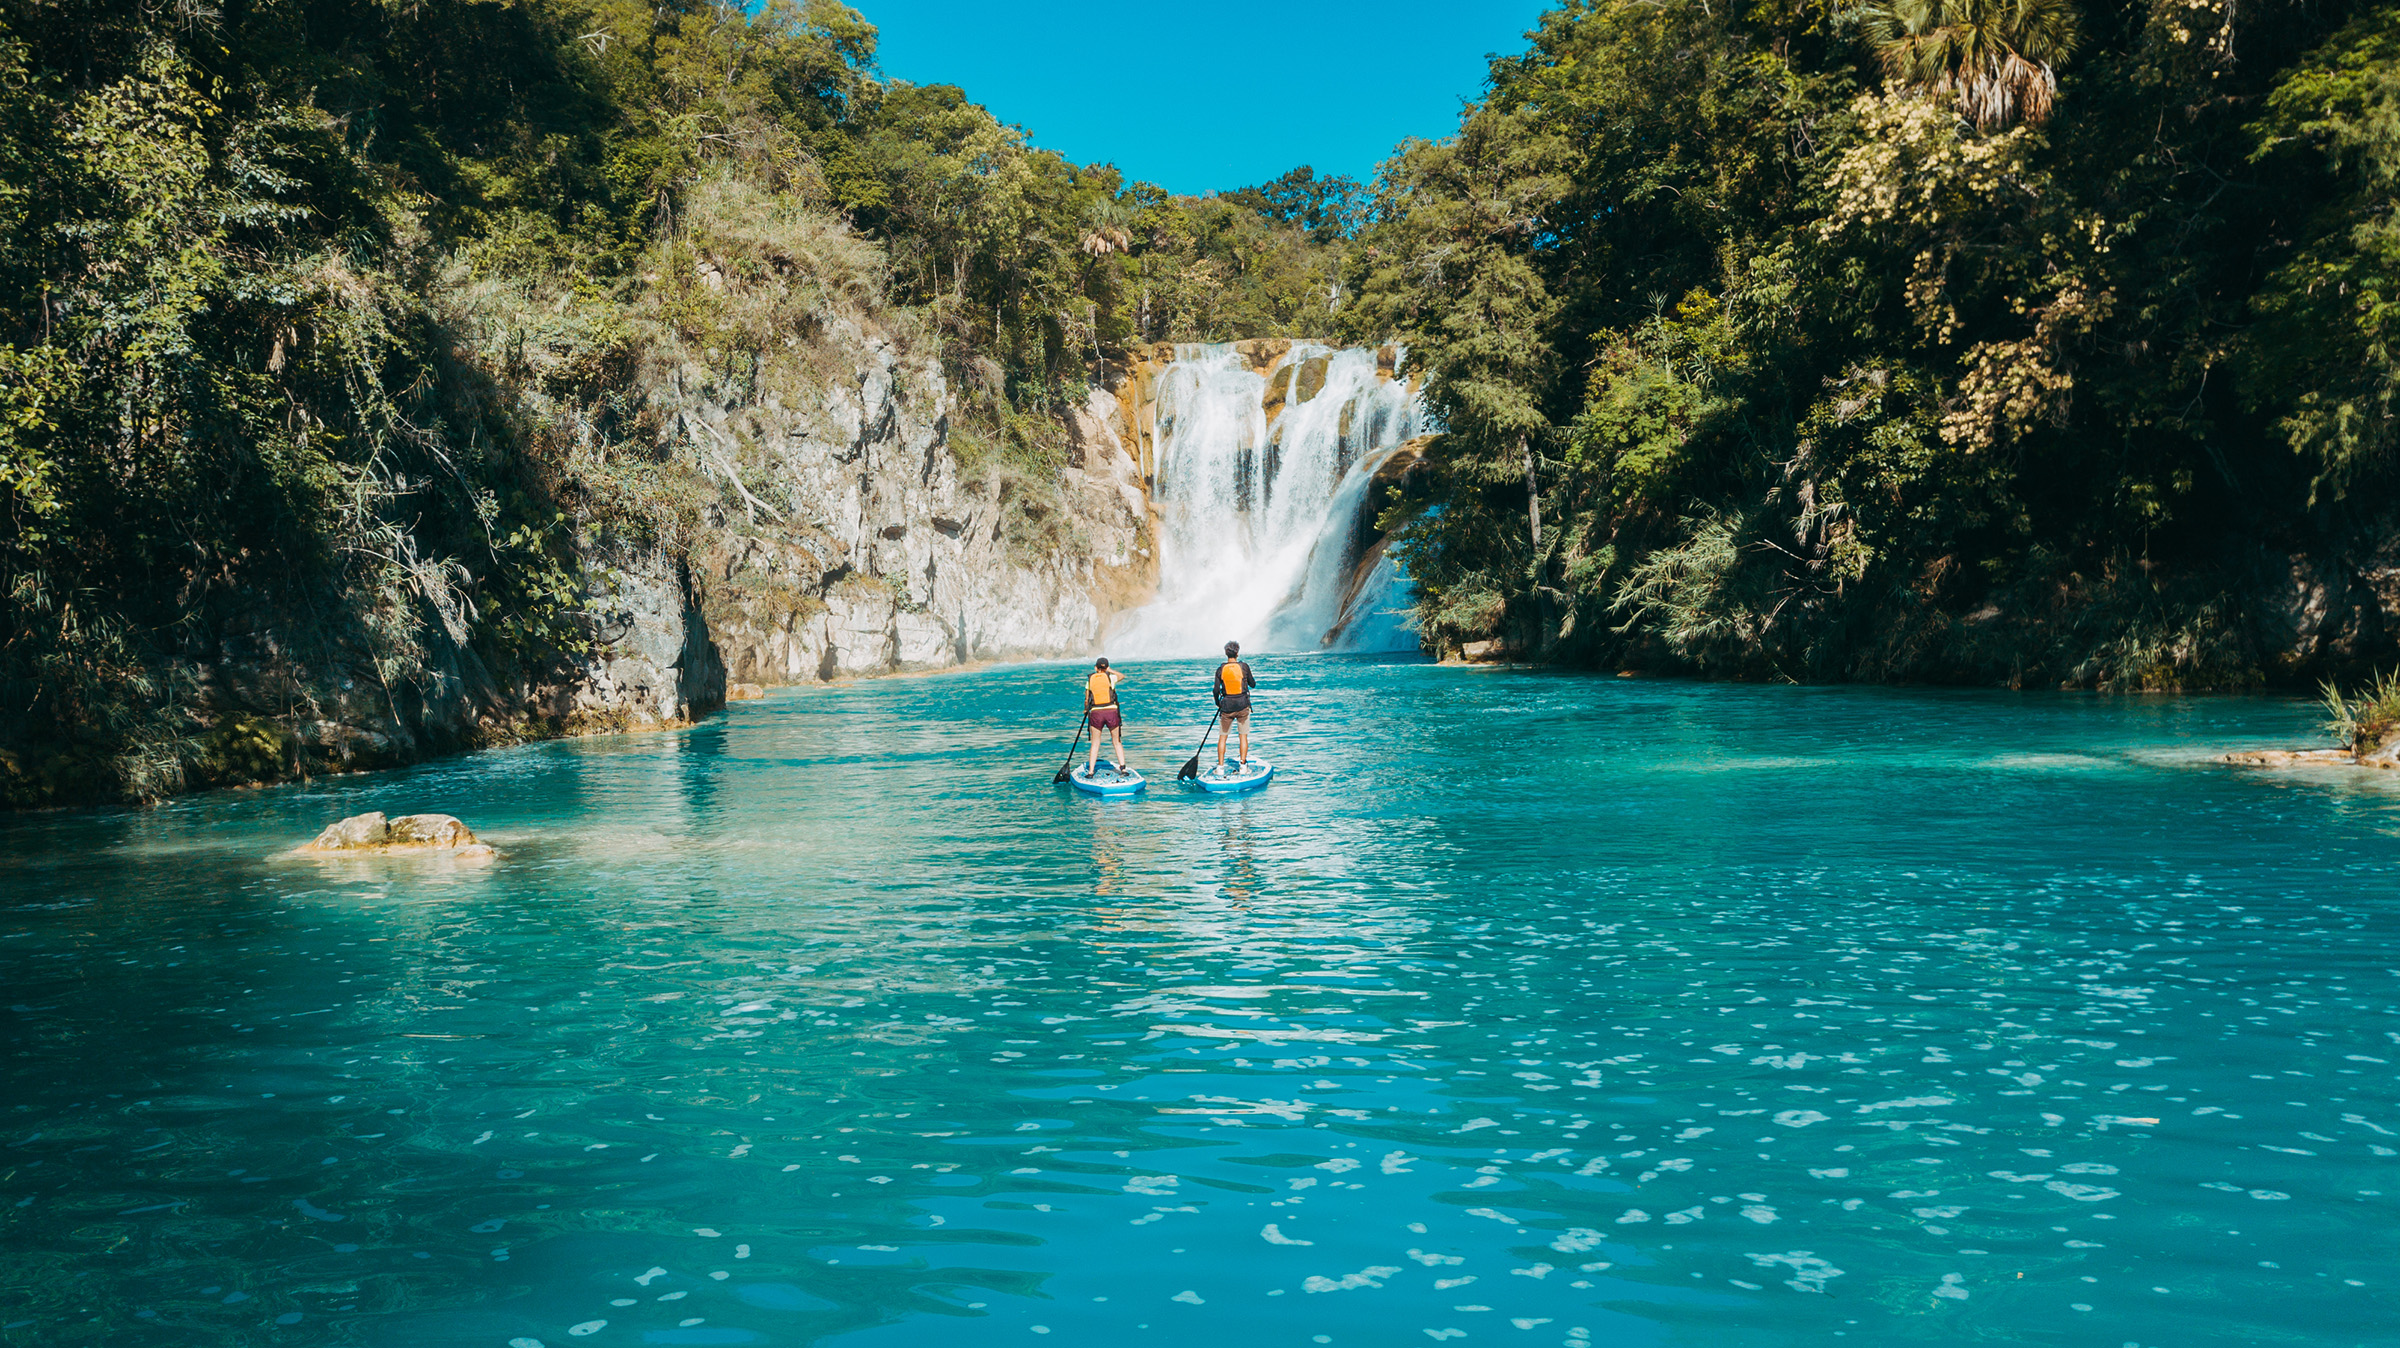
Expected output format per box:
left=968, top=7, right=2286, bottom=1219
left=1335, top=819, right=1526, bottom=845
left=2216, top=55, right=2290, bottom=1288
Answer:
left=1448, top=639, right=1517, bottom=664
left=2218, top=748, right=2391, bottom=769
left=296, top=811, right=497, bottom=859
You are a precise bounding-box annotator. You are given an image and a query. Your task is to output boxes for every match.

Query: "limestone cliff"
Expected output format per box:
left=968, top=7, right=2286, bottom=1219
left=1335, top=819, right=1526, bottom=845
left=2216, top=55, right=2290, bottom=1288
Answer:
left=690, top=318, right=1156, bottom=684
left=168, top=530, right=724, bottom=789
left=560, top=542, right=728, bottom=730
left=2241, top=521, right=2400, bottom=681
left=51, top=217, right=1166, bottom=804
left=145, top=331, right=1148, bottom=801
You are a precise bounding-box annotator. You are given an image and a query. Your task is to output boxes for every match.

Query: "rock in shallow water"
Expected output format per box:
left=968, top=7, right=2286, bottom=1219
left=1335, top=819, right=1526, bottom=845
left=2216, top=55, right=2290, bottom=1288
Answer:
left=2219, top=749, right=2351, bottom=766
left=299, top=811, right=494, bottom=858
left=2219, top=747, right=2395, bottom=769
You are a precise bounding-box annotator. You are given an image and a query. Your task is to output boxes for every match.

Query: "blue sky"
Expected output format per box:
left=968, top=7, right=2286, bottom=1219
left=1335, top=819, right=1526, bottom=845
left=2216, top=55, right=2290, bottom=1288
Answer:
left=857, top=0, right=1557, bottom=195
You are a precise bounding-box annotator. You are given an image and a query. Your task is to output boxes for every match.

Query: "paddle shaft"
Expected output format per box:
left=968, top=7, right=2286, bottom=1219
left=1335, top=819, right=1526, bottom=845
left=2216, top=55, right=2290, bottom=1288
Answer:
left=1176, top=708, right=1235, bottom=779
left=1051, top=711, right=1090, bottom=783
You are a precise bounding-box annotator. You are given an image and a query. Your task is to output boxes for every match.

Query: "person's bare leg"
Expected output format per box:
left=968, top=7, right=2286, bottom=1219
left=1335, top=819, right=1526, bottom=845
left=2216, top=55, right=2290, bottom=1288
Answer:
left=1216, top=716, right=1229, bottom=768
left=1238, top=715, right=1250, bottom=765
left=1110, top=726, right=1126, bottom=772
left=1086, top=720, right=1099, bottom=775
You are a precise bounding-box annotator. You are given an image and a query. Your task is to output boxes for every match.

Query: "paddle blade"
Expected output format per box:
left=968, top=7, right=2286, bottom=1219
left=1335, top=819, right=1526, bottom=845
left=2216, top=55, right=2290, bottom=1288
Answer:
left=1176, top=756, right=1199, bottom=780
left=1053, top=765, right=1072, bottom=784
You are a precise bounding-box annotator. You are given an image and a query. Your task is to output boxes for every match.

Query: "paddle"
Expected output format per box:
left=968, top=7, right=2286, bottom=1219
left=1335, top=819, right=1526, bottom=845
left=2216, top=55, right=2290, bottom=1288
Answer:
left=1051, top=714, right=1090, bottom=784
left=1174, top=716, right=1220, bottom=781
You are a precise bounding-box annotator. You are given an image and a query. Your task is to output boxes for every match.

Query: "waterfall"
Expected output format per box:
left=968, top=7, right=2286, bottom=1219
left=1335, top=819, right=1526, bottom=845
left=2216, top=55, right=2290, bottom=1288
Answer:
left=1112, top=342, right=1426, bottom=657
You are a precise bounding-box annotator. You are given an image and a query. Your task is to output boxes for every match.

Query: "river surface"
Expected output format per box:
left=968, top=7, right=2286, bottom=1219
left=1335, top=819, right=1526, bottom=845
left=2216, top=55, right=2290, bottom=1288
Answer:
left=4, top=658, right=2398, bottom=1348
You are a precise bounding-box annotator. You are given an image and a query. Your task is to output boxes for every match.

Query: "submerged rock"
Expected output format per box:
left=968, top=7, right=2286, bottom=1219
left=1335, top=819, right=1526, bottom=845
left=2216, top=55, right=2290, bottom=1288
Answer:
left=727, top=682, right=766, bottom=700
left=299, top=811, right=495, bottom=857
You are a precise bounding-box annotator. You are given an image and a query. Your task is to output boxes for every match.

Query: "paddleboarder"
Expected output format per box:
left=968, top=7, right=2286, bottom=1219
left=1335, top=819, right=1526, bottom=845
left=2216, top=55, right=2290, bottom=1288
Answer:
left=1211, top=641, right=1256, bottom=769
left=1084, top=657, right=1127, bottom=776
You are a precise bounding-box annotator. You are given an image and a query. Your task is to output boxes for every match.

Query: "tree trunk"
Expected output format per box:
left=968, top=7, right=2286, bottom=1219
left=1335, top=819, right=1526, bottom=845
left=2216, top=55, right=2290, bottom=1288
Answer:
left=1521, top=436, right=1541, bottom=550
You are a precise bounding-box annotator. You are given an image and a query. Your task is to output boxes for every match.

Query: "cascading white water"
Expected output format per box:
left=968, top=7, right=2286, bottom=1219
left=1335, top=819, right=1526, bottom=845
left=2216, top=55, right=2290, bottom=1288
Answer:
left=1113, top=342, right=1425, bottom=657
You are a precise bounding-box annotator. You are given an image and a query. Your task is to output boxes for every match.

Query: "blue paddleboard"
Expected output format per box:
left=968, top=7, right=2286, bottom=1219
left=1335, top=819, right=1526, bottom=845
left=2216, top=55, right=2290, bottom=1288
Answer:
left=1068, top=764, right=1146, bottom=797
left=1191, top=759, right=1273, bottom=794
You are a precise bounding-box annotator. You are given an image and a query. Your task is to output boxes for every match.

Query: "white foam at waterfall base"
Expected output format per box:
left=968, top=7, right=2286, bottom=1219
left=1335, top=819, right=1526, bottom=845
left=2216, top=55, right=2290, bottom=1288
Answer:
left=1112, top=343, right=1425, bottom=657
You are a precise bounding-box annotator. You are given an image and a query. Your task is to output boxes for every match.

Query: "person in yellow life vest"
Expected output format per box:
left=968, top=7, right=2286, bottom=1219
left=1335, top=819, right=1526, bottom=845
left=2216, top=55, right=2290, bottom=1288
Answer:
left=1083, top=657, right=1127, bottom=776
left=1211, top=640, right=1256, bottom=769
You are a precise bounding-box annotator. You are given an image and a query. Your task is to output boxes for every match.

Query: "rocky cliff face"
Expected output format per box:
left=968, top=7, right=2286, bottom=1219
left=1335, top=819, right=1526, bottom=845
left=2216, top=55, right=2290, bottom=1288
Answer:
left=169, top=531, right=725, bottom=792
left=157, top=316, right=1147, bottom=799
left=695, top=317, right=1155, bottom=685
left=2244, top=520, right=2400, bottom=681
left=562, top=542, right=728, bottom=729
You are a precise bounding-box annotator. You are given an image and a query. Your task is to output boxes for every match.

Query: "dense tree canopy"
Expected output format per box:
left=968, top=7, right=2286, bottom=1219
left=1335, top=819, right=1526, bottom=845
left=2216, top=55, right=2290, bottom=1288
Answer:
left=1341, top=0, right=2400, bottom=689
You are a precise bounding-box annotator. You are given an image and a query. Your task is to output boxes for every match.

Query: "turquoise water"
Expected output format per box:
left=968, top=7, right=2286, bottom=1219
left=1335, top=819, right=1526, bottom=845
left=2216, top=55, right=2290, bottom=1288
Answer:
left=4, top=658, right=2399, bottom=1348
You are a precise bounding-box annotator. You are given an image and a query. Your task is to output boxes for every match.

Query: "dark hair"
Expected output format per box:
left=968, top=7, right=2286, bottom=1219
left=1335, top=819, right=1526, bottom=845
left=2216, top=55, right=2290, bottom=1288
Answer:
left=1224, top=641, right=1240, bottom=657
left=1095, top=657, right=1109, bottom=670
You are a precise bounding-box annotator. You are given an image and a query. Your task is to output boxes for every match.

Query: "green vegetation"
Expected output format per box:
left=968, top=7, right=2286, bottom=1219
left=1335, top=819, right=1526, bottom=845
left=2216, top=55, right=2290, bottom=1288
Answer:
left=2321, top=668, right=2400, bottom=757
left=1343, top=0, right=2400, bottom=689
left=0, top=0, right=1340, bottom=805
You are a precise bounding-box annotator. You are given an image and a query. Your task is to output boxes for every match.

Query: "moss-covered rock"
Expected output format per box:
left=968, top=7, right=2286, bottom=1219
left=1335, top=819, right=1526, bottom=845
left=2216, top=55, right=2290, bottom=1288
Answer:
left=1291, top=355, right=1331, bottom=406
left=1260, top=354, right=1333, bottom=422
left=193, top=714, right=299, bottom=789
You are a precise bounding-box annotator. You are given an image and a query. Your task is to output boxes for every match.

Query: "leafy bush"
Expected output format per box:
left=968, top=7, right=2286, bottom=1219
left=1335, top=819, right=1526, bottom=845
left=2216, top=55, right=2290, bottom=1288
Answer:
left=2321, top=668, right=2400, bottom=755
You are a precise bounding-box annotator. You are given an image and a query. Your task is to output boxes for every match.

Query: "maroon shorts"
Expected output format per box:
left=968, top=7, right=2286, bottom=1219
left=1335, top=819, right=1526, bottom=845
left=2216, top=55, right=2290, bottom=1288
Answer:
left=1088, top=706, right=1122, bottom=731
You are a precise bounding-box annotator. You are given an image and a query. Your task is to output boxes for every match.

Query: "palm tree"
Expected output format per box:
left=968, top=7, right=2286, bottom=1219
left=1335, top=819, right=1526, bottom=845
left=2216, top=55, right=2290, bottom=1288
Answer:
left=1079, top=201, right=1133, bottom=259
left=1855, top=0, right=2083, bottom=130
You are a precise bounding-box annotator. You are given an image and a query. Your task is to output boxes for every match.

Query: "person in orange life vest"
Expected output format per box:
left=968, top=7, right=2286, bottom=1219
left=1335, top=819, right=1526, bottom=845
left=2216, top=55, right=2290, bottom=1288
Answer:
left=1083, top=657, right=1127, bottom=775
left=1211, top=640, right=1257, bottom=768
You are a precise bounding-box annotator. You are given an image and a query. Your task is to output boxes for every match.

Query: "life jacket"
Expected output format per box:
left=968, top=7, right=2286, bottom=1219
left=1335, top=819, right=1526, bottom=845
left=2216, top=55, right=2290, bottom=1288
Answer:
left=1086, top=671, right=1117, bottom=707
left=1217, top=662, right=1246, bottom=697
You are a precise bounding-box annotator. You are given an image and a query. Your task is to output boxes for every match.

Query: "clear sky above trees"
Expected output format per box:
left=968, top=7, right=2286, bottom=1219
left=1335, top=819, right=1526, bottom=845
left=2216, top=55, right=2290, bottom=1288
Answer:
left=859, top=0, right=1555, bottom=193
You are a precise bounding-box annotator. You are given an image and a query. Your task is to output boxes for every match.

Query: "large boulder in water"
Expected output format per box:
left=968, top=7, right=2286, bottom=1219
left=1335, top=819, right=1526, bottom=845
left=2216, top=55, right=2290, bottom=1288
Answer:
left=385, top=813, right=477, bottom=847
left=308, top=811, right=390, bottom=850
left=299, top=811, right=493, bottom=858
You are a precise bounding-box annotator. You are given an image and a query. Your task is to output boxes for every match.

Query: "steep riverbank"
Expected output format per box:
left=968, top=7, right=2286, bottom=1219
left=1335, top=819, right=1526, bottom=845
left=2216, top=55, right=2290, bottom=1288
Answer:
left=2, top=217, right=1164, bottom=808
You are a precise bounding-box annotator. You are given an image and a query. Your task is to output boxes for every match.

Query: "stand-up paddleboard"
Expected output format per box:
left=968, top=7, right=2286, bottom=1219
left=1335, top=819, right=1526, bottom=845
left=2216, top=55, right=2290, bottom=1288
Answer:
left=1068, top=764, right=1147, bottom=797
left=1191, top=759, right=1273, bottom=794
